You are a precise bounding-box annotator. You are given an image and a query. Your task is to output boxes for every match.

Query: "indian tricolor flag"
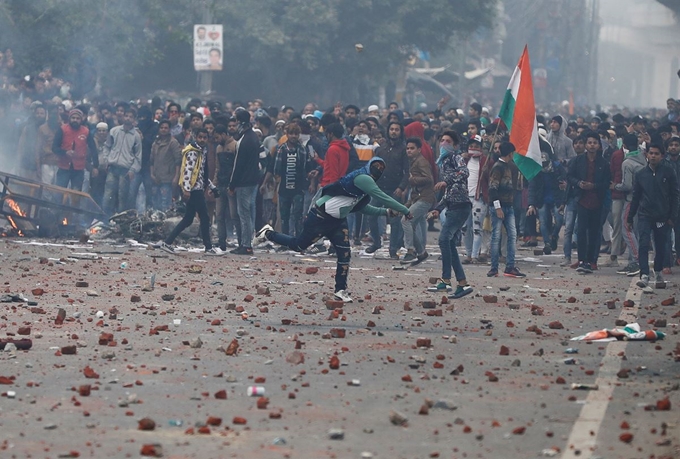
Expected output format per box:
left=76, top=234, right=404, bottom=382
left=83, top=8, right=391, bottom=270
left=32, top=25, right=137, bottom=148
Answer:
left=498, top=45, right=542, bottom=180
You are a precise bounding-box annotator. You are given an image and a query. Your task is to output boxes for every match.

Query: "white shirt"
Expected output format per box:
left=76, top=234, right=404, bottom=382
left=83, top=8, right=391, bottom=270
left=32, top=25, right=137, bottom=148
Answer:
left=467, top=156, right=480, bottom=197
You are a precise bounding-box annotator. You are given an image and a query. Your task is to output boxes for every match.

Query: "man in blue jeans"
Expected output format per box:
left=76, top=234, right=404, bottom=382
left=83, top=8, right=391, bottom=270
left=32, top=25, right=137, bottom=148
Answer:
left=488, top=142, right=525, bottom=278
left=252, top=157, right=410, bottom=303
left=428, top=130, right=473, bottom=299
left=228, top=109, right=260, bottom=255
left=627, top=143, right=679, bottom=289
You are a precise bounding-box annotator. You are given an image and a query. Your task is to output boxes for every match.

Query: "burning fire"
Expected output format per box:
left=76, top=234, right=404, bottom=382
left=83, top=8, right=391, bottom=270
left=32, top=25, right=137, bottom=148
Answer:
left=6, top=198, right=26, bottom=217
left=62, top=218, right=68, bottom=225
left=6, top=215, right=24, bottom=237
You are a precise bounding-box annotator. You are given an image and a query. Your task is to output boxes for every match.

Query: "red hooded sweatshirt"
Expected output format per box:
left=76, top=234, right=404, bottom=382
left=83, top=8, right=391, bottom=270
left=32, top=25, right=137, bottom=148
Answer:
left=316, top=138, right=350, bottom=187
left=404, top=122, right=437, bottom=182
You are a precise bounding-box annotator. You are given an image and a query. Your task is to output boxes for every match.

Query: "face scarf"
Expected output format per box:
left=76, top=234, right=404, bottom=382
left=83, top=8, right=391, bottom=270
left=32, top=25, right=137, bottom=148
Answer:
left=437, top=140, right=457, bottom=166
left=236, top=121, right=252, bottom=140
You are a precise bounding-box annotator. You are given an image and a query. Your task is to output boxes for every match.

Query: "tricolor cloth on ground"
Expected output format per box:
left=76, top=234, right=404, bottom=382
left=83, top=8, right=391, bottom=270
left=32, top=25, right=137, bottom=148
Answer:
left=498, top=45, right=542, bottom=181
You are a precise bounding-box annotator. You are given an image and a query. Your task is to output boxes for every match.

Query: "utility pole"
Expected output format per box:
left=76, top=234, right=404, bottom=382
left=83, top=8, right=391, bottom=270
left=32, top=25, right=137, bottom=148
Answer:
left=197, top=0, right=213, bottom=95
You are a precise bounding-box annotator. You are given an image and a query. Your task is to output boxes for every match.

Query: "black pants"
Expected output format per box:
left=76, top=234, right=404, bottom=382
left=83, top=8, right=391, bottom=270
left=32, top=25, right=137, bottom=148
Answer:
left=638, top=217, right=670, bottom=276
left=576, top=204, right=602, bottom=264
left=165, top=190, right=212, bottom=249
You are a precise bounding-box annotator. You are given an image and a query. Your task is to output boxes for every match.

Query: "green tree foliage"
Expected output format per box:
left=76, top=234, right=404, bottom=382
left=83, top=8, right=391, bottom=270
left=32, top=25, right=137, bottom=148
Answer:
left=0, top=0, right=497, bottom=103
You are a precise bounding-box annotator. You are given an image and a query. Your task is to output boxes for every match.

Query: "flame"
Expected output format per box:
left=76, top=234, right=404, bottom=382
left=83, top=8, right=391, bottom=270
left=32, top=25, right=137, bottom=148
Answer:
left=6, top=198, right=26, bottom=217
left=6, top=215, right=24, bottom=237
left=90, top=227, right=101, bottom=235
left=62, top=218, right=68, bottom=225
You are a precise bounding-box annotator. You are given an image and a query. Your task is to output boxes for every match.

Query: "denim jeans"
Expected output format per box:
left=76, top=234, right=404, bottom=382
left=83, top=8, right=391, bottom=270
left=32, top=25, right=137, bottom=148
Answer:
left=129, top=167, right=153, bottom=212
left=369, top=196, right=401, bottom=252
left=438, top=204, right=470, bottom=281
left=538, top=203, right=564, bottom=246
left=152, top=183, right=173, bottom=211
left=491, top=205, right=517, bottom=270
left=90, top=168, right=107, bottom=208
left=216, top=192, right=239, bottom=249
left=270, top=207, right=351, bottom=292
left=464, top=197, right=489, bottom=258
left=56, top=168, right=84, bottom=191
left=621, top=200, right=639, bottom=264
left=576, top=204, right=602, bottom=264
left=165, top=190, right=212, bottom=249
left=637, top=217, right=670, bottom=277
left=563, top=198, right=577, bottom=259
left=103, top=165, right=132, bottom=216
left=279, top=192, right=304, bottom=236
left=235, top=185, right=257, bottom=248
left=610, top=199, right=627, bottom=259
left=665, top=214, right=680, bottom=267
left=402, top=200, right=431, bottom=254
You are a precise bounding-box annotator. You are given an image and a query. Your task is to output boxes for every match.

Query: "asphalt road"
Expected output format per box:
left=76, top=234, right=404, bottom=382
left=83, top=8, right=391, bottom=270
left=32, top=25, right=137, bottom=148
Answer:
left=0, top=235, right=677, bottom=459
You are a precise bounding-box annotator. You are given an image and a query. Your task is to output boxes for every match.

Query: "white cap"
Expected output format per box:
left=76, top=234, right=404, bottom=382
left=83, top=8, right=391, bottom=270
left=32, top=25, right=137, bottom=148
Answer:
left=368, top=104, right=379, bottom=112
left=275, top=119, right=285, bottom=125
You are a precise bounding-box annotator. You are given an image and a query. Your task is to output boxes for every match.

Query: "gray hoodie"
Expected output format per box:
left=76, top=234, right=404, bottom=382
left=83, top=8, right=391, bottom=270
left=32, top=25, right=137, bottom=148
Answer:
left=615, top=150, right=646, bottom=201
left=547, top=115, right=576, bottom=162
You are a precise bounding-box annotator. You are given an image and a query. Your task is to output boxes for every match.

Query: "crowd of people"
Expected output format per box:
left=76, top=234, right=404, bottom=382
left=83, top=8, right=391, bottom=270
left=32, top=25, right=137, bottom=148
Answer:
left=4, top=84, right=680, bottom=301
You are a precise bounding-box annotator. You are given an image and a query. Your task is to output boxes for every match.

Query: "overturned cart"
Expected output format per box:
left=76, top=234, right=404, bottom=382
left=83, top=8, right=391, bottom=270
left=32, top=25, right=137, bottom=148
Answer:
left=0, top=171, right=105, bottom=237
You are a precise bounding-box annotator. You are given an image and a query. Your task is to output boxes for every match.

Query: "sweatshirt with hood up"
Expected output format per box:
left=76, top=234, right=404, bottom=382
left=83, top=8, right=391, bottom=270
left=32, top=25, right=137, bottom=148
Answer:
left=547, top=115, right=576, bottom=162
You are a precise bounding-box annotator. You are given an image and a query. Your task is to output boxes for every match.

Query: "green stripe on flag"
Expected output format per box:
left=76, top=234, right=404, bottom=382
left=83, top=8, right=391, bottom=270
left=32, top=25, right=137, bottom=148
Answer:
left=513, top=153, right=542, bottom=181
left=498, top=89, right=515, bottom=132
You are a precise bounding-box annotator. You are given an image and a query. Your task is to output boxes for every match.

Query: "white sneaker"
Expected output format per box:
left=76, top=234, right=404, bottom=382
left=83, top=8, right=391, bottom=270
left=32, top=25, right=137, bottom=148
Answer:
left=334, top=289, right=353, bottom=303
left=636, top=274, right=649, bottom=288
left=252, top=224, right=273, bottom=247
left=159, top=242, right=175, bottom=254
left=206, top=247, right=225, bottom=256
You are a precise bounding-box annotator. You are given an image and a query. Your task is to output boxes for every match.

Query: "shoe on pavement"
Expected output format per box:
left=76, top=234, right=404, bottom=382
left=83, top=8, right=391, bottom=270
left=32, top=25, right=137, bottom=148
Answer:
left=334, top=289, right=353, bottom=303
left=655, top=271, right=665, bottom=284
left=400, top=251, right=417, bottom=264
left=601, top=258, right=619, bottom=268
left=450, top=284, right=473, bottom=299
left=576, top=262, right=593, bottom=274
left=364, top=244, right=382, bottom=254
left=576, top=261, right=587, bottom=273
left=543, top=245, right=552, bottom=255
left=487, top=267, right=499, bottom=277
left=616, top=264, right=632, bottom=275
left=570, top=260, right=580, bottom=269
left=205, top=247, right=225, bottom=256
left=252, top=224, right=273, bottom=246
left=636, top=274, right=649, bottom=288
left=159, top=241, right=175, bottom=254
left=626, top=264, right=641, bottom=277
left=662, top=267, right=672, bottom=275
left=231, top=246, right=253, bottom=255
left=522, top=240, right=538, bottom=247
left=591, top=263, right=598, bottom=271
left=462, top=256, right=473, bottom=265
left=504, top=266, right=526, bottom=278
left=428, top=279, right=452, bottom=292
left=411, top=251, right=429, bottom=265
left=560, top=258, right=572, bottom=267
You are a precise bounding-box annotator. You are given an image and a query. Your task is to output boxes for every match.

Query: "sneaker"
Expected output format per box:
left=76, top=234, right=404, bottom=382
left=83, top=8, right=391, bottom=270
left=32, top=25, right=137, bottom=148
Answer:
left=252, top=224, right=273, bottom=246
left=662, top=267, right=672, bottom=275
left=428, top=279, right=452, bottom=292
left=205, top=247, right=225, bottom=256
left=477, top=253, right=489, bottom=263
left=636, top=274, right=649, bottom=288
left=389, top=252, right=399, bottom=260
left=462, top=256, right=473, bottom=264
left=543, top=245, right=552, bottom=255
left=626, top=264, right=641, bottom=277
left=570, top=260, right=580, bottom=269
left=550, top=236, right=558, bottom=251
left=601, top=258, right=619, bottom=268
left=308, top=243, right=326, bottom=254
left=655, top=271, right=665, bottom=285
left=504, top=266, right=526, bottom=278
left=231, top=246, right=253, bottom=255
left=487, top=268, right=499, bottom=277
left=560, top=258, right=572, bottom=267
left=353, top=238, right=362, bottom=247
left=400, top=252, right=417, bottom=264
left=159, top=242, right=175, bottom=254
left=334, top=289, right=353, bottom=303
left=591, top=263, right=598, bottom=271
left=522, top=240, right=538, bottom=247
left=616, top=264, right=632, bottom=275
left=411, top=251, right=429, bottom=265
left=576, top=262, right=593, bottom=274
left=582, top=263, right=593, bottom=274
left=450, top=284, right=473, bottom=299
left=364, top=244, right=382, bottom=254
